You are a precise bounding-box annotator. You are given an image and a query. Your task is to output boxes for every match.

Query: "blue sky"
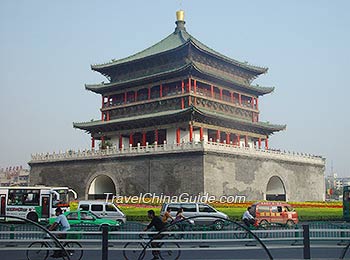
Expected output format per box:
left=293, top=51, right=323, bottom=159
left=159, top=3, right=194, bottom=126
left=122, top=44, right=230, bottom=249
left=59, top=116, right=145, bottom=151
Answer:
left=0, top=1, right=349, bottom=177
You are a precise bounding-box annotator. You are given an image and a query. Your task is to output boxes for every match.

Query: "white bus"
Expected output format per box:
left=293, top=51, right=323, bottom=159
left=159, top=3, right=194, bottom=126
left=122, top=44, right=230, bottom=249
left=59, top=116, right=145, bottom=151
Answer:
left=0, top=186, right=77, bottom=222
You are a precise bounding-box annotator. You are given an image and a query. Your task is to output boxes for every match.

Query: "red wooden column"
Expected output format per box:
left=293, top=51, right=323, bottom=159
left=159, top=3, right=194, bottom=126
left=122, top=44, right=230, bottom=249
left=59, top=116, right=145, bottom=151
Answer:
left=216, top=130, right=220, bottom=142
left=188, top=78, right=192, bottom=106
left=251, top=97, right=254, bottom=108
left=258, top=138, right=262, bottom=149
left=129, top=133, right=134, bottom=146
left=119, top=135, right=123, bottom=149
left=199, top=127, right=204, bottom=141
left=237, top=134, right=241, bottom=146
left=193, top=80, right=197, bottom=104
left=244, top=135, right=248, bottom=147
left=189, top=124, right=193, bottom=142
left=124, top=92, right=127, bottom=103
left=106, top=111, right=110, bottom=121
left=101, top=136, right=105, bottom=148
left=231, top=92, right=234, bottom=103
left=160, top=84, right=163, bottom=98
left=265, top=137, right=269, bottom=150
left=101, top=95, right=105, bottom=121
left=219, top=89, right=223, bottom=100
left=148, top=88, right=151, bottom=100
left=210, top=85, right=214, bottom=98
left=181, top=81, right=185, bottom=109
left=155, top=129, right=159, bottom=144
left=142, top=132, right=146, bottom=146
left=226, top=133, right=230, bottom=144
left=238, top=93, right=242, bottom=106
left=176, top=128, right=181, bottom=144
left=256, top=98, right=259, bottom=109
left=91, top=136, right=95, bottom=150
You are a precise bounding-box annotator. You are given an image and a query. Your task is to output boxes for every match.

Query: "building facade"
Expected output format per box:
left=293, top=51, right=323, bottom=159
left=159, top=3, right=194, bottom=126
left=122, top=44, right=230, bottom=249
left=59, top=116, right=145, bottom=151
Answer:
left=0, top=166, right=30, bottom=186
left=29, top=11, right=325, bottom=201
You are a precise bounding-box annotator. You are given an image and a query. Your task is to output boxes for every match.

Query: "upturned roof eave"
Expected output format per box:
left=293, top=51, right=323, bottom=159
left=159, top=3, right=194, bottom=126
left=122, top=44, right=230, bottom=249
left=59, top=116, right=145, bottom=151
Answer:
left=188, top=38, right=268, bottom=75
left=90, top=25, right=268, bottom=76
left=85, top=61, right=274, bottom=95
left=85, top=62, right=193, bottom=94
left=193, top=106, right=286, bottom=133
left=90, top=31, right=190, bottom=71
left=73, top=106, right=286, bottom=134
left=190, top=62, right=274, bottom=95
left=73, top=107, right=193, bottom=131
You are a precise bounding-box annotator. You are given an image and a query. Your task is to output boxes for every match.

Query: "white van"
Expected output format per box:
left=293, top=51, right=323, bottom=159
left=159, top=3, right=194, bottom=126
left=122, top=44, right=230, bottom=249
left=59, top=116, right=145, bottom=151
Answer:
left=160, top=202, right=229, bottom=230
left=78, top=200, right=126, bottom=224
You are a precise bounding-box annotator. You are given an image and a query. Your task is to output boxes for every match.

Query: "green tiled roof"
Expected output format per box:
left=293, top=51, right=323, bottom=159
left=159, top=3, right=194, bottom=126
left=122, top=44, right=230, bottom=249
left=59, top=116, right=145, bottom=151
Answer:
left=195, top=107, right=286, bottom=132
left=74, top=106, right=285, bottom=133
left=73, top=108, right=190, bottom=129
left=86, top=61, right=273, bottom=95
left=91, top=21, right=267, bottom=74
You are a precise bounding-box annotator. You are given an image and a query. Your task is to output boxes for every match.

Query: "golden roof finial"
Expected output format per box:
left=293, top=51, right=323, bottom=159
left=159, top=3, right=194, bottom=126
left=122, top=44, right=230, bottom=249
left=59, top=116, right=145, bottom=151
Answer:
left=176, top=10, right=185, bottom=22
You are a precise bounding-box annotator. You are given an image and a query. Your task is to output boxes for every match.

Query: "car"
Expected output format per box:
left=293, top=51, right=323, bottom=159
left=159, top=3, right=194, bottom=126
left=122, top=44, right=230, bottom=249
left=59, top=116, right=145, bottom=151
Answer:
left=78, top=200, right=126, bottom=224
left=48, top=210, right=120, bottom=230
left=250, top=202, right=298, bottom=227
left=160, top=202, right=229, bottom=230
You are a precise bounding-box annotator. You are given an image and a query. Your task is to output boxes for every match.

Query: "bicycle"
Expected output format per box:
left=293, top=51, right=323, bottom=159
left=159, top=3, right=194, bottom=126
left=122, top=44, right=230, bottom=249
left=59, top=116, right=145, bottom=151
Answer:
left=123, top=233, right=181, bottom=260
left=26, top=238, right=83, bottom=260
left=233, top=221, right=268, bottom=239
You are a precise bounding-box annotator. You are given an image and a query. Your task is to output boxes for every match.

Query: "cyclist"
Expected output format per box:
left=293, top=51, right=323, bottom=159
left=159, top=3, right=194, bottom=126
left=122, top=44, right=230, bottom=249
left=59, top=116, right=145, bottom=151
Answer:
left=242, top=206, right=255, bottom=228
left=162, top=207, right=174, bottom=224
left=48, top=207, right=70, bottom=258
left=144, top=210, right=166, bottom=260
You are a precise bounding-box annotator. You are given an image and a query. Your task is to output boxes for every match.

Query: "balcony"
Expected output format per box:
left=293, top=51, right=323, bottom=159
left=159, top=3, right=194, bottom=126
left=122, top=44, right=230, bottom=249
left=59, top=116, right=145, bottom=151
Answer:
left=30, top=141, right=325, bottom=166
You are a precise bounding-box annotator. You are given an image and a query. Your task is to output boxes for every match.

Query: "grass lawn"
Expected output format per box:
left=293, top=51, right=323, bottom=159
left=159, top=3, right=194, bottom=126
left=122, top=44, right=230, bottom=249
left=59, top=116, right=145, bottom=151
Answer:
left=119, top=205, right=343, bottom=222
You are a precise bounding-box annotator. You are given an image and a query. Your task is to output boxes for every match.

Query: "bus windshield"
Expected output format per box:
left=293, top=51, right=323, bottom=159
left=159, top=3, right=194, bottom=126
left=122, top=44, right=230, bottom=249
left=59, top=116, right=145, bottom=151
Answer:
left=52, top=188, right=77, bottom=207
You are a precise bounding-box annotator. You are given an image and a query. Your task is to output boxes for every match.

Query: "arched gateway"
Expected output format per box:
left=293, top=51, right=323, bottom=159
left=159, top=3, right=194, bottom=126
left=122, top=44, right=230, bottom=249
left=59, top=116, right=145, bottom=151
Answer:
left=266, top=176, right=286, bottom=201
left=88, top=175, right=116, bottom=199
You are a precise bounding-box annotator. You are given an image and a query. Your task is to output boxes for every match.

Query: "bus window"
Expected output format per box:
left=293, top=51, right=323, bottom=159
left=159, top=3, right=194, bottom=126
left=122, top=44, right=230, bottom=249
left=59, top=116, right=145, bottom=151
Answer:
left=8, top=189, right=40, bottom=206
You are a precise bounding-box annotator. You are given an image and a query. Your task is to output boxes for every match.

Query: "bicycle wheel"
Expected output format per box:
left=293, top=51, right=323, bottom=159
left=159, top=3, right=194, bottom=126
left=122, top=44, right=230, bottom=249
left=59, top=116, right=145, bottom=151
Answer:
left=123, top=242, right=144, bottom=260
left=233, top=226, right=248, bottom=239
left=26, top=242, right=49, bottom=260
left=250, top=225, right=267, bottom=239
left=159, top=242, right=181, bottom=260
left=63, top=242, right=83, bottom=260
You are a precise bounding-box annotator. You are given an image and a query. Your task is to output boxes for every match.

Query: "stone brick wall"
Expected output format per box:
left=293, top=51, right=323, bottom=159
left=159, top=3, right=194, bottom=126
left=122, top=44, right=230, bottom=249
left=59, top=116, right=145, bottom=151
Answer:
left=29, top=152, right=204, bottom=199
left=30, top=150, right=325, bottom=201
left=203, top=152, right=325, bottom=201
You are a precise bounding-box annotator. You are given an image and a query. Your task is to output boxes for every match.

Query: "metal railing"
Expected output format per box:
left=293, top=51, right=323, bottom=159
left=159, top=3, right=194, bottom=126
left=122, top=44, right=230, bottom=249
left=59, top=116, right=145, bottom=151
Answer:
left=0, top=218, right=349, bottom=260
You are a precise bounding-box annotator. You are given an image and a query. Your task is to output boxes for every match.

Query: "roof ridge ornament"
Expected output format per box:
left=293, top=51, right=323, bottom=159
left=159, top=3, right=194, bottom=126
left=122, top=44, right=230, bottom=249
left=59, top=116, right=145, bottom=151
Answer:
left=175, top=10, right=186, bottom=33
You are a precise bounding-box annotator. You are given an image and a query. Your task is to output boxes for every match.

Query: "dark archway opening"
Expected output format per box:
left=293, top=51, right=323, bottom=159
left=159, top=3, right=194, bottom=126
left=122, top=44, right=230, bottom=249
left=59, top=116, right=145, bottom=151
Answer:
left=266, top=176, right=286, bottom=201
left=88, top=175, right=116, bottom=199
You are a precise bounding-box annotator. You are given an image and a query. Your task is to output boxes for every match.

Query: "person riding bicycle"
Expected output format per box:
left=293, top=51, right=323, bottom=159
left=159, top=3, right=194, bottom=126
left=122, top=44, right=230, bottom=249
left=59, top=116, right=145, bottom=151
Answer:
left=162, top=207, right=174, bottom=224
left=242, top=206, right=255, bottom=228
left=144, top=210, right=166, bottom=260
left=48, top=207, right=70, bottom=258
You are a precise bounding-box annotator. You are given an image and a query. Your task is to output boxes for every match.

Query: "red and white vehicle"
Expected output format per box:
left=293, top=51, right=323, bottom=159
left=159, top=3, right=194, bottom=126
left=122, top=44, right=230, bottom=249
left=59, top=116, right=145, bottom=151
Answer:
left=250, top=202, right=298, bottom=227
